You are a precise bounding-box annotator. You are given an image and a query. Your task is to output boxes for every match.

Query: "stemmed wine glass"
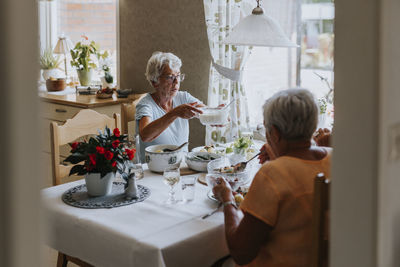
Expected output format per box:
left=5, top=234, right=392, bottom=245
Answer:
left=163, top=166, right=180, bottom=204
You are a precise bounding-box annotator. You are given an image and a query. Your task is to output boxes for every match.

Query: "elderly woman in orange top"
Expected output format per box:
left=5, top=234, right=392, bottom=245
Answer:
left=212, top=88, right=332, bottom=267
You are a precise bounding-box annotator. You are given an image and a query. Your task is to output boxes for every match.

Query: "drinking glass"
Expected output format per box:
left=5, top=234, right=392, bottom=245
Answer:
left=181, top=175, right=197, bottom=202
left=128, top=164, right=144, bottom=180
left=163, top=167, right=180, bottom=204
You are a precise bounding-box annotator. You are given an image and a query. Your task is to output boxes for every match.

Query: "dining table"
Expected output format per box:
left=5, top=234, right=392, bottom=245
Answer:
left=42, top=164, right=234, bottom=267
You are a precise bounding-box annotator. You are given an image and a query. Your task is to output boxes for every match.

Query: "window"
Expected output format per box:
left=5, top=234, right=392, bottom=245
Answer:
left=38, top=0, right=118, bottom=84
left=243, top=0, right=334, bottom=129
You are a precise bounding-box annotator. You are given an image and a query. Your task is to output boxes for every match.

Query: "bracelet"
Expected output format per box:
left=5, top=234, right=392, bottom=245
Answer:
left=222, top=201, right=238, bottom=210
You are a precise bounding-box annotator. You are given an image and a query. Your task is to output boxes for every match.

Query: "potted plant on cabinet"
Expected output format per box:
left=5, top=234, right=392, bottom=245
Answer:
left=63, top=126, right=136, bottom=197
left=98, top=50, right=115, bottom=89
left=40, top=48, right=63, bottom=80
left=70, top=35, right=104, bottom=86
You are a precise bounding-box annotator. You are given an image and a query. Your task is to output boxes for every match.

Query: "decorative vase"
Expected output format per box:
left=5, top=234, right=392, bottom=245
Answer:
left=84, top=172, right=115, bottom=197
left=42, top=69, right=63, bottom=80
left=318, top=114, right=327, bottom=128
left=125, top=172, right=138, bottom=199
left=77, top=69, right=93, bottom=86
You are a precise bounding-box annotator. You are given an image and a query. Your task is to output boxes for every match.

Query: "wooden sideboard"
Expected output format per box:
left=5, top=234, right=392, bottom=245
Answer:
left=39, top=92, right=144, bottom=187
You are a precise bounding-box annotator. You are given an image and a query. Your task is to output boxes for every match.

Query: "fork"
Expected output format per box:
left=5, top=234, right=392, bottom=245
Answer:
left=202, top=202, right=223, bottom=219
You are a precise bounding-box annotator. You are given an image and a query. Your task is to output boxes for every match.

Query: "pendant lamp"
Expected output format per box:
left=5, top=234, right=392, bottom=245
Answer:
left=224, top=0, right=298, bottom=47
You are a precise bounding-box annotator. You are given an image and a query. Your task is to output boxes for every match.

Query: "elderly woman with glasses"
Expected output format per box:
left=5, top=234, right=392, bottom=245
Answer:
left=135, top=51, right=205, bottom=161
left=212, top=88, right=332, bottom=267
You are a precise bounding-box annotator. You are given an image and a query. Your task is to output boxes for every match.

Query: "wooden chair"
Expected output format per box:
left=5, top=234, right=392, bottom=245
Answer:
left=121, top=94, right=146, bottom=135
left=50, top=109, right=120, bottom=267
left=311, top=173, right=331, bottom=267
left=50, top=109, right=121, bottom=186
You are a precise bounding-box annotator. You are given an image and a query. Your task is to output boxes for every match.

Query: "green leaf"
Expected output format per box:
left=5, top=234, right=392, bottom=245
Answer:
left=69, top=164, right=85, bottom=176
left=64, top=153, right=86, bottom=164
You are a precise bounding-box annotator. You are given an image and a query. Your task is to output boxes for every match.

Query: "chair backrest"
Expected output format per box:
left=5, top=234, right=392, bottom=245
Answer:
left=121, top=94, right=146, bottom=135
left=311, top=173, right=331, bottom=267
left=50, top=109, right=121, bottom=186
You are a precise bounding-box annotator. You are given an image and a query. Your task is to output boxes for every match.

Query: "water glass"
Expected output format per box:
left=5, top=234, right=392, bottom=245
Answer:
left=181, top=175, right=197, bottom=202
left=129, top=164, right=144, bottom=180
left=163, top=167, right=180, bottom=204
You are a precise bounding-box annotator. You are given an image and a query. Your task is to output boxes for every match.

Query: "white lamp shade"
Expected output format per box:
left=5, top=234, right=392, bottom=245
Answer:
left=53, top=37, right=74, bottom=54
left=224, top=13, right=298, bottom=47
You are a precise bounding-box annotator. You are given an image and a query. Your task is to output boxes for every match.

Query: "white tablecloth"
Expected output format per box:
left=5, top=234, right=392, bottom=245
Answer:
left=42, top=166, right=229, bottom=267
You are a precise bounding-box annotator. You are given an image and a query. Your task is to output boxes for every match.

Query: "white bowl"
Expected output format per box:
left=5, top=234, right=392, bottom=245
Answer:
left=207, top=157, right=252, bottom=190
left=145, top=144, right=184, bottom=173
left=185, top=152, right=221, bottom=172
left=197, top=107, right=229, bottom=125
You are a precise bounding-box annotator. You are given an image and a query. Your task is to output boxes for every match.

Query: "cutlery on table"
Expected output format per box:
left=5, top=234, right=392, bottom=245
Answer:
left=162, top=142, right=188, bottom=152
left=202, top=202, right=223, bottom=219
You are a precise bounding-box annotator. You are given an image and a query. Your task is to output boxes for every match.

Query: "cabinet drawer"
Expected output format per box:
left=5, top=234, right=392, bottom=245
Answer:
left=40, top=102, right=81, bottom=122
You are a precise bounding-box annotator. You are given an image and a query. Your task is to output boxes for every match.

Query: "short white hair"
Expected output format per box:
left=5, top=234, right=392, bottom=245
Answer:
left=145, top=52, right=182, bottom=86
left=263, top=88, right=318, bottom=141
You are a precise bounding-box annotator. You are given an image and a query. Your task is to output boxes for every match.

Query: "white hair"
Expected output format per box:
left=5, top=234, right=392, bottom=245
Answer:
left=145, top=51, right=182, bottom=86
left=263, top=88, right=318, bottom=141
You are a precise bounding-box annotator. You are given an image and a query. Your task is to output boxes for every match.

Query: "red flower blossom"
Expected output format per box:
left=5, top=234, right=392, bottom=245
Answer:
left=71, top=142, right=79, bottom=151
left=81, top=35, right=88, bottom=40
left=105, top=150, right=114, bottom=160
left=113, top=128, right=120, bottom=137
left=89, top=154, right=96, bottom=166
left=96, top=146, right=105, bottom=154
left=111, top=161, right=117, bottom=167
left=126, top=148, right=136, bottom=160
left=112, top=140, right=120, bottom=149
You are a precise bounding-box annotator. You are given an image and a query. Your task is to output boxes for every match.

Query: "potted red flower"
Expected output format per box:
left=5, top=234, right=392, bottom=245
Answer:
left=64, top=126, right=135, bottom=196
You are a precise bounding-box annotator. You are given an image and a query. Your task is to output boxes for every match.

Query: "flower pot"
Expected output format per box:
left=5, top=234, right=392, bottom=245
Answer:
left=77, top=69, right=93, bottom=86
left=84, top=172, right=115, bottom=197
left=42, top=69, right=63, bottom=80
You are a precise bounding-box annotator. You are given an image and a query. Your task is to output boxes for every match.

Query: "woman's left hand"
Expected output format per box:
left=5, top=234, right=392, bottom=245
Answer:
left=212, top=177, right=234, bottom=203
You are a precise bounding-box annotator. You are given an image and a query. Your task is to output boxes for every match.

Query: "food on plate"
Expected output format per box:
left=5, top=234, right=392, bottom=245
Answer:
left=214, top=164, right=244, bottom=174
left=234, top=194, right=244, bottom=205
left=155, top=149, right=163, bottom=153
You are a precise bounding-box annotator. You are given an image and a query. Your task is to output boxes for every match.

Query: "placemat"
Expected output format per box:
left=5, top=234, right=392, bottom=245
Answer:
left=62, top=182, right=150, bottom=209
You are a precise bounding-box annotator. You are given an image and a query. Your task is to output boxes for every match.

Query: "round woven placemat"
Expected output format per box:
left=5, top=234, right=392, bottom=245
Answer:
left=62, top=182, right=150, bottom=209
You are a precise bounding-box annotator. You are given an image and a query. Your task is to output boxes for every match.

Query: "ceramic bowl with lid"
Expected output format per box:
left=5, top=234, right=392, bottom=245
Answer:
left=145, top=144, right=184, bottom=173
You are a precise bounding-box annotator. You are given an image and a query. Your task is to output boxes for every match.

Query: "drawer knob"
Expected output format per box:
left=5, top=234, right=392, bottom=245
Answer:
left=55, top=109, right=67, bottom=113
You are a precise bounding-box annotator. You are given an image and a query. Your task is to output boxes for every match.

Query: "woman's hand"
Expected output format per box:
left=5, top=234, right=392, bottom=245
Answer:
left=313, top=128, right=331, bottom=147
left=212, top=177, right=234, bottom=203
left=258, top=143, right=276, bottom=164
left=172, top=102, right=203, bottom=119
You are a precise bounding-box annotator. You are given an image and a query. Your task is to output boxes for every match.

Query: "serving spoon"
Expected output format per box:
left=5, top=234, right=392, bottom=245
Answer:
left=162, top=142, right=188, bottom=152
left=232, top=152, right=261, bottom=172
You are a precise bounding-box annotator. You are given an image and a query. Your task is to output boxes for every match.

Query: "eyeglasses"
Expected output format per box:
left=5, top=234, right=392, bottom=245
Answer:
left=161, top=73, right=185, bottom=83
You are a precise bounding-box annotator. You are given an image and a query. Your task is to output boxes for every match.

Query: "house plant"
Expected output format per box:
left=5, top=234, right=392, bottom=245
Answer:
left=40, top=48, right=62, bottom=80
left=70, top=35, right=105, bottom=86
left=64, top=126, right=135, bottom=196
left=98, top=50, right=115, bottom=88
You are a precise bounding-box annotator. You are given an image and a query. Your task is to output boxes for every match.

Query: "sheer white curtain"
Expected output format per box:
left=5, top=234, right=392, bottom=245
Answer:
left=203, top=0, right=254, bottom=145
